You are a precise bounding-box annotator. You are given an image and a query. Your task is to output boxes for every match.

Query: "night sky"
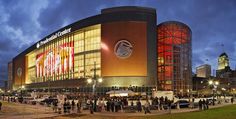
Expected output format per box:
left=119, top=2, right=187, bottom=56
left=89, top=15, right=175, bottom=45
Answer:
left=0, top=0, right=236, bottom=82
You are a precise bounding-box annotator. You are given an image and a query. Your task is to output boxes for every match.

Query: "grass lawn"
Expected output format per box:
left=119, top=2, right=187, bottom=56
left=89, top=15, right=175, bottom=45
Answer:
left=53, top=104, right=236, bottom=119
left=149, top=104, right=236, bottom=119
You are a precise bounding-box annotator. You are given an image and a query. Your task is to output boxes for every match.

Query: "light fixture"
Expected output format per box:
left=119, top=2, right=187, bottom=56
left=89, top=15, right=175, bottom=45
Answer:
left=208, top=80, right=213, bottom=85
left=98, top=78, right=103, bottom=83
left=87, top=78, right=92, bottom=84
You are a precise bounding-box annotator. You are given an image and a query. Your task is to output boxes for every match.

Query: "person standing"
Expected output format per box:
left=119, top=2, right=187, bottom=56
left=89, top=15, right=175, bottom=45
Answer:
left=58, top=102, right=62, bottom=114
left=144, top=100, right=151, bottom=114
left=160, top=96, right=164, bottom=110
left=111, top=99, right=115, bottom=112
left=202, top=99, right=206, bottom=110
left=0, top=101, right=2, bottom=110
left=67, top=101, right=71, bottom=113
left=63, top=102, right=67, bottom=113
left=137, top=100, right=142, bottom=112
left=130, top=100, right=134, bottom=111
left=198, top=99, right=202, bottom=111
left=53, top=100, right=58, bottom=113
left=98, top=99, right=102, bottom=112
left=93, top=98, right=97, bottom=112
left=106, top=100, right=110, bottom=112
left=192, top=98, right=195, bottom=109
left=168, top=100, right=172, bottom=113
left=101, top=100, right=105, bottom=112
left=77, top=102, right=81, bottom=113
left=90, top=100, right=94, bottom=114
left=71, top=100, right=75, bottom=112
left=206, top=99, right=209, bottom=110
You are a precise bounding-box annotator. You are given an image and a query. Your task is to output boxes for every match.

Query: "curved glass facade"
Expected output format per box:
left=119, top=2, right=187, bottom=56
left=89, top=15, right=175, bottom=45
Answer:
left=157, top=21, right=192, bottom=94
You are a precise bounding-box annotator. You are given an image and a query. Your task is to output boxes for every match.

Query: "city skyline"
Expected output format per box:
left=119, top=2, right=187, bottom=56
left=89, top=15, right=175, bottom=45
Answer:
left=1, top=0, right=236, bottom=81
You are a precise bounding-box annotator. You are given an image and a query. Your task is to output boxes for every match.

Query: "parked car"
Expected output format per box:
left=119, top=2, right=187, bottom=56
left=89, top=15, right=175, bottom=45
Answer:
left=171, top=100, right=190, bottom=108
left=207, top=98, right=217, bottom=105
left=40, top=98, right=58, bottom=106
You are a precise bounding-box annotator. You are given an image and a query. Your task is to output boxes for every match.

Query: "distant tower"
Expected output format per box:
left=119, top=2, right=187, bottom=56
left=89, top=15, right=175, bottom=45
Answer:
left=218, top=52, right=229, bottom=70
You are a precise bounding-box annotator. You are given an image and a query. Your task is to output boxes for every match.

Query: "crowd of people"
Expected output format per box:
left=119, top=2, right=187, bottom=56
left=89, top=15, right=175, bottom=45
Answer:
left=198, top=99, right=209, bottom=110
left=0, top=95, right=235, bottom=115
left=49, top=96, right=175, bottom=115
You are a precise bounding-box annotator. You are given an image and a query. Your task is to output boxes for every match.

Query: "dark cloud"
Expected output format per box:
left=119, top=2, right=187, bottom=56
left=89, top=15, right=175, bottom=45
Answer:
left=0, top=0, right=236, bottom=83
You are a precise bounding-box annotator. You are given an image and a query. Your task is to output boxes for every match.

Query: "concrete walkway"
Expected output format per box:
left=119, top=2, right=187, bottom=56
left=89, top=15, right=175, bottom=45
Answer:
left=0, top=101, right=234, bottom=119
left=0, top=101, right=58, bottom=119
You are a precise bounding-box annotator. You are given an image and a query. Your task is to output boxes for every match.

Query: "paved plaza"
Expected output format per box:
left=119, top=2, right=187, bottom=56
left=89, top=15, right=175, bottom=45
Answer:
left=0, top=101, right=234, bottom=119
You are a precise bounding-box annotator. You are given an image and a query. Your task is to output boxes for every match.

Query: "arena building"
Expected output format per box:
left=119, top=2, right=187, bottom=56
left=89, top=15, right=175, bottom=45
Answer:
left=9, top=6, right=192, bottom=95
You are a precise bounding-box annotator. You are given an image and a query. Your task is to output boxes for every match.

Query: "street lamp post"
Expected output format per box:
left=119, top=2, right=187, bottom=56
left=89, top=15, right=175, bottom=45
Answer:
left=92, top=61, right=97, bottom=96
left=87, top=62, right=103, bottom=97
left=86, top=62, right=103, bottom=113
left=208, top=80, right=219, bottom=106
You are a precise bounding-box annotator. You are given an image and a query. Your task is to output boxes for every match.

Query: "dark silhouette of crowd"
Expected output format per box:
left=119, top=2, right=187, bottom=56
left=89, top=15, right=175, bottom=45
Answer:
left=198, top=99, right=209, bottom=111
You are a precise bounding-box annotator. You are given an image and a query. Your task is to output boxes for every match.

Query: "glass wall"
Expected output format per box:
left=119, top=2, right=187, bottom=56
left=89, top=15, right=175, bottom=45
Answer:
left=157, top=21, right=192, bottom=94
left=26, top=24, right=101, bottom=83
left=27, top=52, right=36, bottom=84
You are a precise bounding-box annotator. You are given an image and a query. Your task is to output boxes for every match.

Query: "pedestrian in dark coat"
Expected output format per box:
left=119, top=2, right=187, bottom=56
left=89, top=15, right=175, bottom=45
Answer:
left=206, top=99, right=209, bottom=110
left=0, top=101, right=2, bottom=110
left=198, top=99, right=202, bottom=111
left=202, top=99, right=206, bottom=110
left=106, top=100, right=110, bottom=112
left=137, top=100, right=142, bottom=112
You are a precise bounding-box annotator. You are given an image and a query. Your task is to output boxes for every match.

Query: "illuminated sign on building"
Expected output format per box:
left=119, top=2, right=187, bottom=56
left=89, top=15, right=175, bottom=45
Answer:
left=36, top=42, right=74, bottom=78
left=114, top=39, right=133, bottom=59
left=36, top=28, right=71, bottom=48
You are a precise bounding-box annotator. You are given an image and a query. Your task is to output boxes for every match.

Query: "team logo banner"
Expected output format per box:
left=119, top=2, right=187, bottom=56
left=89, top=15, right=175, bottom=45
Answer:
left=114, top=39, right=133, bottom=59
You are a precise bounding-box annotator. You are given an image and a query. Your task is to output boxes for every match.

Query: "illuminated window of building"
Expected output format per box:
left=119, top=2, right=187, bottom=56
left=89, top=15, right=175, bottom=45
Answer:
left=27, top=52, right=36, bottom=84
left=85, top=52, right=101, bottom=77
left=85, top=28, right=101, bottom=51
